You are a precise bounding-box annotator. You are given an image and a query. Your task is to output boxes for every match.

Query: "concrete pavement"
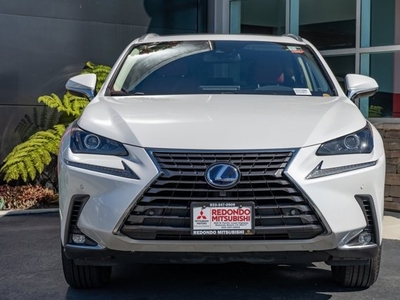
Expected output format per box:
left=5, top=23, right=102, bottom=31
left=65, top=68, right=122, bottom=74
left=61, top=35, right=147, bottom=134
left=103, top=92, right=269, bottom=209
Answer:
left=1, top=213, right=399, bottom=299
left=383, top=212, right=400, bottom=240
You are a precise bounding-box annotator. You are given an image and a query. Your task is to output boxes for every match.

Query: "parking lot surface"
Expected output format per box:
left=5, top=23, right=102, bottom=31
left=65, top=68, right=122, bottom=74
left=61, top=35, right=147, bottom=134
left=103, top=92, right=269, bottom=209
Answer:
left=1, top=212, right=399, bottom=300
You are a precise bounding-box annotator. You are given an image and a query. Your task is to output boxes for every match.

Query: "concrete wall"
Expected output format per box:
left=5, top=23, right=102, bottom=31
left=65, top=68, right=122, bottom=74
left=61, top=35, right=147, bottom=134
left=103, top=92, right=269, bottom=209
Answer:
left=0, top=0, right=207, bottom=162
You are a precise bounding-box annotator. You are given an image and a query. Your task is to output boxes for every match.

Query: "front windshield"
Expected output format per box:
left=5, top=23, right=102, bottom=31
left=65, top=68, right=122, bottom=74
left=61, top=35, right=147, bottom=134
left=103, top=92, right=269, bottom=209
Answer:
left=110, top=40, right=336, bottom=97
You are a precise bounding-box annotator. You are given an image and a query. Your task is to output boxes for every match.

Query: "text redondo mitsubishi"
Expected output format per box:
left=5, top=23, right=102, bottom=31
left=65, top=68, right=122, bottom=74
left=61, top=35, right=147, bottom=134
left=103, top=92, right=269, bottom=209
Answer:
left=59, top=33, right=386, bottom=288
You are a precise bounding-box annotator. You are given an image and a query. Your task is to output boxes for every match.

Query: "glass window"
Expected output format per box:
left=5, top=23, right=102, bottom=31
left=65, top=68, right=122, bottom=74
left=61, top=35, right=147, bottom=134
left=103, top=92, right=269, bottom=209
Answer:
left=110, top=40, right=336, bottom=97
left=324, top=55, right=355, bottom=93
left=241, top=0, right=285, bottom=35
left=368, top=0, right=400, bottom=47
left=299, top=0, right=356, bottom=50
left=367, top=52, right=400, bottom=118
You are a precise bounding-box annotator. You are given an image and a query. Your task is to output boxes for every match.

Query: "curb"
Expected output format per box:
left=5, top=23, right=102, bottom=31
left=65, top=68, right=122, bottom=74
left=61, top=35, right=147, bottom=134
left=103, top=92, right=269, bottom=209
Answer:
left=0, top=208, right=58, bottom=218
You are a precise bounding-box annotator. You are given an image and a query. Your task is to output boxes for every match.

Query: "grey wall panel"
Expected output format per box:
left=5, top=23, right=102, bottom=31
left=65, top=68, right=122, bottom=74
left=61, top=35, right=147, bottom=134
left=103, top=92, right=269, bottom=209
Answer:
left=0, top=0, right=207, bottom=163
left=0, top=0, right=205, bottom=32
left=0, top=13, right=148, bottom=105
left=0, top=106, right=43, bottom=166
left=0, top=0, right=152, bottom=26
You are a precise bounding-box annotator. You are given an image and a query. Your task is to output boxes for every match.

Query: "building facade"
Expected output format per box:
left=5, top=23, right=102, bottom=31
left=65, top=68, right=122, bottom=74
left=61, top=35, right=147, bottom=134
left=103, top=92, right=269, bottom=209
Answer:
left=234, top=0, right=400, bottom=211
left=0, top=0, right=208, bottom=163
left=1, top=0, right=399, bottom=210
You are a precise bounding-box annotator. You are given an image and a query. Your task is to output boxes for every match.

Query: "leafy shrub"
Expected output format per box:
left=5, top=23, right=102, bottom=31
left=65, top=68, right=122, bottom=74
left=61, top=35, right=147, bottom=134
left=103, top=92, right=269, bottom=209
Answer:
left=15, top=106, right=60, bottom=142
left=0, top=184, right=58, bottom=210
left=0, top=62, right=111, bottom=190
left=369, top=105, right=383, bottom=118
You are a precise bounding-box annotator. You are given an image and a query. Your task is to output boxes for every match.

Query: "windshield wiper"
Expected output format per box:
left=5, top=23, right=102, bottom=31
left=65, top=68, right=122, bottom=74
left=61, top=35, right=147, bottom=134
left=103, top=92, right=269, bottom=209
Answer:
left=109, top=90, right=128, bottom=96
left=109, top=88, right=146, bottom=96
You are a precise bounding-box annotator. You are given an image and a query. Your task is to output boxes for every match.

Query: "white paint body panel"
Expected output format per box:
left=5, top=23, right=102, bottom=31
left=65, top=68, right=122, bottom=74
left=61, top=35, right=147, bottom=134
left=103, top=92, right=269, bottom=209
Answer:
left=59, top=34, right=385, bottom=262
left=78, top=94, right=366, bottom=150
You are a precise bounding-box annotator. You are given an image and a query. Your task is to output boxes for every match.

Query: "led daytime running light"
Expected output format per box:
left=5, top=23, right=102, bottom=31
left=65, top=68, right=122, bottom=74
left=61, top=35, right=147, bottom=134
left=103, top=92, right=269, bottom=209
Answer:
left=307, top=160, right=378, bottom=179
left=65, top=159, right=140, bottom=179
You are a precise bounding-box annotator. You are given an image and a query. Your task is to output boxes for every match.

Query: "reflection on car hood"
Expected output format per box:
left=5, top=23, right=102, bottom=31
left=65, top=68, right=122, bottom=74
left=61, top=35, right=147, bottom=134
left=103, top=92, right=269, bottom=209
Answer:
left=78, top=94, right=367, bottom=150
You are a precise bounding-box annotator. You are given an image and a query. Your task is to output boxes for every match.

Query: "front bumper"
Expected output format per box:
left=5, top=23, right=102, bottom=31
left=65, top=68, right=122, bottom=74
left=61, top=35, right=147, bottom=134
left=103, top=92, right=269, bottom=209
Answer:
left=64, top=243, right=380, bottom=266
left=58, top=136, right=385, bottom=262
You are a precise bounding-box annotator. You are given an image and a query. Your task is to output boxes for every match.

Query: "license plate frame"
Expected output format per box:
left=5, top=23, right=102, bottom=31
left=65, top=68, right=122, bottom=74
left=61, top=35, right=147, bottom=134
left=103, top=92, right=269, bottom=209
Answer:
left=191, top=202, right=255, bottom=236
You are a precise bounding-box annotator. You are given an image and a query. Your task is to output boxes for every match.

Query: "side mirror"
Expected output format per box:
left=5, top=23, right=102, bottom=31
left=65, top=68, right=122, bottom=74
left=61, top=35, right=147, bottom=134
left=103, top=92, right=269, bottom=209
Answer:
left=66, top=73, right=97, bottom=100
left=345, top=74, right=378, bottom=102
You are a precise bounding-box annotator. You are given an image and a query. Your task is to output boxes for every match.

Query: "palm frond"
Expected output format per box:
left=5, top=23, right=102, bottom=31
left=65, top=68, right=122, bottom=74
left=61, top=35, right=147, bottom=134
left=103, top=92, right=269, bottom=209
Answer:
left=14, top=106, right=60, bottom=142
left=15, top=121, right=39, bottom=142
left=38, top=94, right=64, bottom=111
left=33, top=107, right=39, bottom=127
left=39, top=105, right=48, bottom=129
left=3, top=61, right=111, bottom=190
left=1, top=125, right=66, bottom=183
left=38, top=93, right=89, bottom=118
left=47, top=108, right=60, bottom=129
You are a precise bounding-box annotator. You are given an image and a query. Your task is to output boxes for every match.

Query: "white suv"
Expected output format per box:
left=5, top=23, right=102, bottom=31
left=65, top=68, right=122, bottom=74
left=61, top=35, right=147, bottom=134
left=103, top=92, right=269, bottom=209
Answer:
left=59, top=33, right=385, bottom=288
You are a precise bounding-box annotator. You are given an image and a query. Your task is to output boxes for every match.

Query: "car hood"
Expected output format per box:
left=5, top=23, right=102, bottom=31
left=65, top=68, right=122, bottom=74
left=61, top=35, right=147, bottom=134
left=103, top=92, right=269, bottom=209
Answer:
left=78, top=94, right=367, bottom=150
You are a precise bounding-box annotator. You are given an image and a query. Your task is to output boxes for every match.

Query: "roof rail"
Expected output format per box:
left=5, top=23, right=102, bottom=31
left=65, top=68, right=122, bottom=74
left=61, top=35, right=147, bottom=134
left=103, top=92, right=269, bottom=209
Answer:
left=283, top=34, right=303, bottom=42
left=134, top=33, right=160, bottom=43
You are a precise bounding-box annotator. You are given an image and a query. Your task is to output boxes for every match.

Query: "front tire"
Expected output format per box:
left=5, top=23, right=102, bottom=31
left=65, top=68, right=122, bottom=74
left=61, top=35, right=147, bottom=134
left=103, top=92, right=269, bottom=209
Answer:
left=61, top=246, right=112, bottom=289
left=331, top=246, right=381, bottom=288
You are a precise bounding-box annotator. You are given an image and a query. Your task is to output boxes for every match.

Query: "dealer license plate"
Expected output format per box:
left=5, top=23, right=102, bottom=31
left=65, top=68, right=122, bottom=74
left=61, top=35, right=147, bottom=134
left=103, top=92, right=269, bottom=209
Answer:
left=191, top=202, right=255, bottom=235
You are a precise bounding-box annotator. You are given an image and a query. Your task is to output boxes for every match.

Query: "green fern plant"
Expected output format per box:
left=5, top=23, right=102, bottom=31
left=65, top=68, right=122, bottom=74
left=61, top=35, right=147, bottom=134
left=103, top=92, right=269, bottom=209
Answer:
left=1, top=125, right=65, bottom=183
left=0, top=62, right=111, bottom=190
left=369, top=105, right=383, bottom=118
left=38, top=92, right=89, bottom=118
left=15, top=106, right=60, bottom=142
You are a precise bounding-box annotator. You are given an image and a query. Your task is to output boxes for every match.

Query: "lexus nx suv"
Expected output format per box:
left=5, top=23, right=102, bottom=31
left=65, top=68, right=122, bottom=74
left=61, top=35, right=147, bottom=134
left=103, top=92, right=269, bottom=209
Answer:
left=59, top=33, right=385, bottom=288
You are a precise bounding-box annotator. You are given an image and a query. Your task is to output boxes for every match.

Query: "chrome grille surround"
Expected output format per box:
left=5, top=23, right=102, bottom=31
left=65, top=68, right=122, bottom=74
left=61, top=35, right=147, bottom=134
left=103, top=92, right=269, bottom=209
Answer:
left=120, top=150, right=325, bottom=240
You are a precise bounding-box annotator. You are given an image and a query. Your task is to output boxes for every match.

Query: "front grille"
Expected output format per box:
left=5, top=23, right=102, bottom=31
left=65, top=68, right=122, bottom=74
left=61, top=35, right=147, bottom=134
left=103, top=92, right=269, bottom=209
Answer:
left=121, top=151, right=325, bottom=240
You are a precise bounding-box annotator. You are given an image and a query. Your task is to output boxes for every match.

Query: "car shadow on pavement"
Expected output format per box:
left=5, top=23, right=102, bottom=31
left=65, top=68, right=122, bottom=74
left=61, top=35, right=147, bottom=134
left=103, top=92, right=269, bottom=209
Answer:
left=65, top=262, right=363, bottom=300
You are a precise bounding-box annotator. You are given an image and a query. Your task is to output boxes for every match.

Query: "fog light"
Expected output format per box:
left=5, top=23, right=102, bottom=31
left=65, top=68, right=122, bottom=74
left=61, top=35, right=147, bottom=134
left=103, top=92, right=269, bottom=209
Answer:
left=72, top=234, right=86, bottom=244
left=358, top=232, right=372, bottom=244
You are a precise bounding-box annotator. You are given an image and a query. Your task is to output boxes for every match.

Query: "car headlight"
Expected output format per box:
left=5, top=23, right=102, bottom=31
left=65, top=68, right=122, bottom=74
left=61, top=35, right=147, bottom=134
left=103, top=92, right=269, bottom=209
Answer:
left=316, top=124, right=373, bottom=155
left=70, top=125, right=128, bottom=156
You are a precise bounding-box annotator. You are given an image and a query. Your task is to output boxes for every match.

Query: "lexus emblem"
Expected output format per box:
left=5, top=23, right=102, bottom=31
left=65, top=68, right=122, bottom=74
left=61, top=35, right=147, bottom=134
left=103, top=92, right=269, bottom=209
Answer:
left=205, top=163, right=240, bottom=189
